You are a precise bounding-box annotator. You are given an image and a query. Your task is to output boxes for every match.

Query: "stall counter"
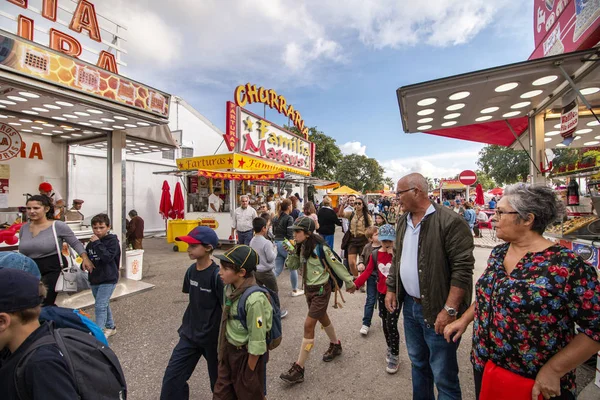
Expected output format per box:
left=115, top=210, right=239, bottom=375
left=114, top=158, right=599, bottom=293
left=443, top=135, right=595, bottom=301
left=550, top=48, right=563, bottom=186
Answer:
left=186, top=212, right=235, bottom=244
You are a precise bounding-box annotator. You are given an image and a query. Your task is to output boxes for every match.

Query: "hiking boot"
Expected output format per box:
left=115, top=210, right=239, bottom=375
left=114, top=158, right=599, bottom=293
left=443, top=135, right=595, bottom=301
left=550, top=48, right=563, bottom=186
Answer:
left=359, top=325, right=369, bottom=336
left=323, top=341, right=342, bottom=362
left=280, top=363, right=304, bottom=384
left=386, top=354, right=400, bottom=374
left=104, top=327, right=117, bottom=338
left=280, top=309, right=289, bottom=319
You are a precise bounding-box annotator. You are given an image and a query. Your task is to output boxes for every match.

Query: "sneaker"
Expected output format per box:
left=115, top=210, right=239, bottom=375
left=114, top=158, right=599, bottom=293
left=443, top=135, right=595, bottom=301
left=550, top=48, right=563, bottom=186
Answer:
left=385, top=348, right=391, bottom=363
left=291, top=289, right=304, bottom=297
left=280, top=309, right=289, bottom=319
left=280, top=362, right=304, bottom=384
left=386, top=354, right=400, bottom=374
left=323, top=341, right=342, bottom=362
left=359, top=325, right=369, bottom=336
left=104, top=327, right=117, bottom=338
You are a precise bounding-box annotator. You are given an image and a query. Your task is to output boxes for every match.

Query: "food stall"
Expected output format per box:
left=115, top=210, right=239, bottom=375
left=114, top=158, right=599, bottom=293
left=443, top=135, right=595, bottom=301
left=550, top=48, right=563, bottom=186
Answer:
left=439, top=179, right=468, bottom=203
left=0, top=2, right=176, bottom=266
left=395, top=0, right=600, bottom=386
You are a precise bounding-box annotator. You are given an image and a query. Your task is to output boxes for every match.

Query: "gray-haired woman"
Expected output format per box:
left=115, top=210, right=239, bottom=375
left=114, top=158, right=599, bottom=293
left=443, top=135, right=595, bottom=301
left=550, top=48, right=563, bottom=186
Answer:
left=444, top=184, right=600, bottom=400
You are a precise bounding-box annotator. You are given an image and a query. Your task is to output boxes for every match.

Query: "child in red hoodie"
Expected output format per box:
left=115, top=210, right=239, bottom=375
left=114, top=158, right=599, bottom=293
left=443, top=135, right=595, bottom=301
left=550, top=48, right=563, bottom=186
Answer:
left=352, top=224, right=401, bottom=374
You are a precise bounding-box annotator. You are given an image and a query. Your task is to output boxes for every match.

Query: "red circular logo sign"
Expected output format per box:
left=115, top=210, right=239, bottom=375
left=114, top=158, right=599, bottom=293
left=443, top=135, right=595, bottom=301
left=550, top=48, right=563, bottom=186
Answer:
left=458, top=170, right=477, bottom=186
left=0, top=123, right=22, bottom=161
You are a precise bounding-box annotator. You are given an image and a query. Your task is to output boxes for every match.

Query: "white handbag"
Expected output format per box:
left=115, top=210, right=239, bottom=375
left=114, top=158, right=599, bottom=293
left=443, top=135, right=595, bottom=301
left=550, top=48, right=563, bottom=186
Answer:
left=53, top=222, right=78, bottom=293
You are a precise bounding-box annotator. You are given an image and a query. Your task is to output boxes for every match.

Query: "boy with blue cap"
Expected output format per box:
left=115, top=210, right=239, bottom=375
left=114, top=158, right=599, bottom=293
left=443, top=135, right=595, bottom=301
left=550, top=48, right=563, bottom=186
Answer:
left=0, top=268, right=78, bottom=399
left=160, top=226, right=223, bottom=399
left=353, top=224, right=402, bottom=374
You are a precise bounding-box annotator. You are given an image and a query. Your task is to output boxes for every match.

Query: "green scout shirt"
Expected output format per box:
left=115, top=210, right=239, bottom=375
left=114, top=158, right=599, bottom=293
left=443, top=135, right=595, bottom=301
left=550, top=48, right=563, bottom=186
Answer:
left=285, top=245, right=355, bottom=289
left=224, top=285, right=273, bottom=356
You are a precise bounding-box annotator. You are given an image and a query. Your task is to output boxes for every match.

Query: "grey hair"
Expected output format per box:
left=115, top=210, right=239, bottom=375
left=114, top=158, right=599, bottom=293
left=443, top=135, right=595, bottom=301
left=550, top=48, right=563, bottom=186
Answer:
left=240, top=195, right=249, bottom=201
left=402, top=173, right=429, bottom=193
left=503, top=183, right=566, bottom=234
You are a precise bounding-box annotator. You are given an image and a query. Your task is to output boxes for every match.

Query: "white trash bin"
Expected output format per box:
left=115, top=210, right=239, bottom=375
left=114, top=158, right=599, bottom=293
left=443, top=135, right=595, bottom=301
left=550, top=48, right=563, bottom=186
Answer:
left=125, top=250, right=144, bottom=281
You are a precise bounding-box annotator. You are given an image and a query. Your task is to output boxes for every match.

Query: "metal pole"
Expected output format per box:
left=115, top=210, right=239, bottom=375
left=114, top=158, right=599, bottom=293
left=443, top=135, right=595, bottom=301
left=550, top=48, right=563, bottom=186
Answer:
left=107, top=133, right=113, bottom=223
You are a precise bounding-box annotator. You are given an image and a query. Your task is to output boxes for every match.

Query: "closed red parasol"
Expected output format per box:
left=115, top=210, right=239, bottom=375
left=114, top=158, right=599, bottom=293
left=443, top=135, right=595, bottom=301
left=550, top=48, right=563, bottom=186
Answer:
left=171, top=182, right=185, bottom=219
left=159, top=180, right=172, bottom=220
left=475, top=184, right=485, bottom=206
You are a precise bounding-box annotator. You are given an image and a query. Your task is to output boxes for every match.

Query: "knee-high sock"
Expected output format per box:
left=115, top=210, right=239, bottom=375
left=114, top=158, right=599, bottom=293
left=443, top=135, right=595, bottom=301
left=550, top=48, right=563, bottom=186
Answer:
left=297, top=338, right=314, bottom=367
left=323, top=323, right=338, bottom=344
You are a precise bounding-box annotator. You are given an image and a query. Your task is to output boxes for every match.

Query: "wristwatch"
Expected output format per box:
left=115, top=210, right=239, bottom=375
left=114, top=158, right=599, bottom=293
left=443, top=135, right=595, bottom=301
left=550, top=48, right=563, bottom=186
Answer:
left=444, top=305, right=457, bottom=317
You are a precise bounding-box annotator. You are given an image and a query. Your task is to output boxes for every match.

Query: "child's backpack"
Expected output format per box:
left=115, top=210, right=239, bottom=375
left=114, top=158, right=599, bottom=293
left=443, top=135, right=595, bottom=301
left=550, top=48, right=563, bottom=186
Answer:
left=15, top=322, right=127, bottom=400
left=39, top=306, right=108, bottom=346
left=316, top=243, right=344, bottom=289
left=235, top=286, right=282, bottom=350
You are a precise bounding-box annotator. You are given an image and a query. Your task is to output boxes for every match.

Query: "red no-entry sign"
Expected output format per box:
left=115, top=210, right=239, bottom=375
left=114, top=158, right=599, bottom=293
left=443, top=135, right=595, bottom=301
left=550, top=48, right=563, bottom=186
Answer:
left=459, top=170, right=477, bottom=186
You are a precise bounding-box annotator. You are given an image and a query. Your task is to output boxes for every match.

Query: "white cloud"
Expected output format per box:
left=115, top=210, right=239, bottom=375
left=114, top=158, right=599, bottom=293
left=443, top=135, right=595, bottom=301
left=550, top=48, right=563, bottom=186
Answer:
left=381, top=148, right=482, bottom=183
left=339, top=141, right=367, bottom=156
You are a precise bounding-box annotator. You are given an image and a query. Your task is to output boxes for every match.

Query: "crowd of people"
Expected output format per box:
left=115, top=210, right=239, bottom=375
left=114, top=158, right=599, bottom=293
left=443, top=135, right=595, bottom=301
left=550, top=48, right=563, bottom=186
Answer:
left=2, top=174, right=600, bottom=400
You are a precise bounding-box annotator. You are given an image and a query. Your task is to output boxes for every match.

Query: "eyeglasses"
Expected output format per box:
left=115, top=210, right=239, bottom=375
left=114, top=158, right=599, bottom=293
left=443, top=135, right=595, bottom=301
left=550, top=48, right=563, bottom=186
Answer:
left=396, top=187, right=416, bottom=197
left=495, top=210, right=519, bottom=218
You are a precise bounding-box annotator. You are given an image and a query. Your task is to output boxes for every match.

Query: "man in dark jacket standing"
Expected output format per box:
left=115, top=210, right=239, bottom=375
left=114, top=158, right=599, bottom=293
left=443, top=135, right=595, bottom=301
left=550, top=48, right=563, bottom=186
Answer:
left=316, top=196, right=341, bottom=249
left=385, top=173, right=474, bottom=400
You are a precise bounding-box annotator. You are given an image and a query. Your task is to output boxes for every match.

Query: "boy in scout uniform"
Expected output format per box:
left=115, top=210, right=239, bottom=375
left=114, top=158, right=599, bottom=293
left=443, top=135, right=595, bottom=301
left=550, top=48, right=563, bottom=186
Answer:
left=279, top=217, right=356, bottom=384
left=213, top=245, right=273, bottom=400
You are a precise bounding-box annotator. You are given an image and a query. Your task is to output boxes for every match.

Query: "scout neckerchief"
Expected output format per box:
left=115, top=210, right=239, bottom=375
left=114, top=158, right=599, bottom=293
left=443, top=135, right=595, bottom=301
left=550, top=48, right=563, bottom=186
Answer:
left=218, top=276, right=257, bottom=361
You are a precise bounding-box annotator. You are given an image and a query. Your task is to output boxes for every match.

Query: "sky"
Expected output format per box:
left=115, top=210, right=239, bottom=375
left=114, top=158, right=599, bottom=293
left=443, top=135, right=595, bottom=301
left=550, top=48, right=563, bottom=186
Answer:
left=91, top=0, right=534, bottom=182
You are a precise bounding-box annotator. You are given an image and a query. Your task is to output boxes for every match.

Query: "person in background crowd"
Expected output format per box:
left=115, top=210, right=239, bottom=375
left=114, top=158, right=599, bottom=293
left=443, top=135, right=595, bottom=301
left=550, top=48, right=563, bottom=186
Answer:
left=64, top=199, right=84, bottom=222
left=368, top=200, right=376, bottom=215
left=341, top=195, right=356, bottom=233
left=267, top=195, right=276, bottom=216
left=444, top=184, right=600, bottom=400
left=356, top=226, right=380, bottom=335
left=126, top=210, right=145, bottom=250
left=19, top=195, right=93, bottom=307
left=294, top=192, right=303, bottom=206
left=38, top=182, right=65, bottom=220
left=161, top=227, right=222, bottom=398
left=338, top=197, right=373, bottom=277
left=231, top=195, right=257, bottom=246
left=488, top=197, right=497, bottom=210
left=0, top=268, right=79, bottom=399
left=316, top=196, right=341, bottom=249
left=473, top=207, right=489, bottom=238
left=257, top=203, right=268, bottom=215
left=279, top=217, right=356, bottom=385
left=86, top=214, right=120, bottom=339
left=387, top=203, right=399, bottom=226
left=443, top=198, right=451, bottom=207
left=354, top=224, right=401, bottom=374
left=302, top=202, right=319, bottom=231
left=208, top=189, right=223, bottom=213
left=374, top=213, right=388, bottom=227
left=273, top=199, right=303, bottom=298
left=462, top=202, right=477, bottom=233
left=381, top=196, right=391, bottom=212
left=386, top=173, right=474, bottom=400
left=289, top=196, right=302, bottom=220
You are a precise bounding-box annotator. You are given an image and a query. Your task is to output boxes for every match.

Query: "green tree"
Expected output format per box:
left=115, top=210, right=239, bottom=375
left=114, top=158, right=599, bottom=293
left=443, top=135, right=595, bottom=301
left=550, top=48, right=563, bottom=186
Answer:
left=335, top=154, right=386, bottom=193
left=477, top=145, right=530, bottom=185
left=383, top=177, right=395, bottom=190
left=475, top=170, right=495, bottom=190
left=286, top=126, right=342, bottom=180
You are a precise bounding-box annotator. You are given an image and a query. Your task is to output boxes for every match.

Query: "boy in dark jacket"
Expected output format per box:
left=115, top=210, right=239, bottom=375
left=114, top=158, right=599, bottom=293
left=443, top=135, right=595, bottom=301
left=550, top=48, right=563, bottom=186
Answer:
left=86, top=213, right=121, bottom=339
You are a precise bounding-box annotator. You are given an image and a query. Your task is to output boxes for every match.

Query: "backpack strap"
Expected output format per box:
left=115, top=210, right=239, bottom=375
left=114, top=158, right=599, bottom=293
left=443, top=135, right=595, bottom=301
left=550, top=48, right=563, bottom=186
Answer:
left=234, top=286, right=268, bottom=331
left=212, top=266, right=222, bottom=303
left=316, top=244, right=345, bottom=309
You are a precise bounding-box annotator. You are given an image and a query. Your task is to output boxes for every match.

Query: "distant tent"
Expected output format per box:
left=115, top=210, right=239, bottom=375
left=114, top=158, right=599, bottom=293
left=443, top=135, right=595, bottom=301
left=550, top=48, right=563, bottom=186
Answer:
left=327, top=185, right=361, bottom=196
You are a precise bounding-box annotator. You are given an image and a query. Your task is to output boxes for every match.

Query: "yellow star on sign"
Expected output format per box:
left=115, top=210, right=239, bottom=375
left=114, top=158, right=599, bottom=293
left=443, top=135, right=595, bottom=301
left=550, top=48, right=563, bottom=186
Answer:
left=243, top=117, right=254, bottom=132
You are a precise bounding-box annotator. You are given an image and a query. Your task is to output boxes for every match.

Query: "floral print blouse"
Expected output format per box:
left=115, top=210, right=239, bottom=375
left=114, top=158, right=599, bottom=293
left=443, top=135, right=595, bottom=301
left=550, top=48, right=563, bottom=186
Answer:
left=472, top=243, right=600, bottom=395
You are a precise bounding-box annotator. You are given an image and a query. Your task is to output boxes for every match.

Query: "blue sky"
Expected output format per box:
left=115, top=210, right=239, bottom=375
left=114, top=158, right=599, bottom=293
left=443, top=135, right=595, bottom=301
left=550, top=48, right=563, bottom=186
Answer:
left=95, top=0, right=534, bottom=181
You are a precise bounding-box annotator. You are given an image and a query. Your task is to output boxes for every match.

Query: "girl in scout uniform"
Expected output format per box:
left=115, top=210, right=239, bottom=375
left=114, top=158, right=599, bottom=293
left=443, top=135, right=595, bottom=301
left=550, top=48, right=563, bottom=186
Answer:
left=213, top=245, right=273, bottom=400
left=279, top=216, right=356, bottom=384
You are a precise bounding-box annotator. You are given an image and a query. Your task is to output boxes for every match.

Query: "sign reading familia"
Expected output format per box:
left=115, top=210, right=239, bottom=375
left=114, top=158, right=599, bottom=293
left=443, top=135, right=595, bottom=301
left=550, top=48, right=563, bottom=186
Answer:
left=234, top=83, right=309, bottom=138
left=6, top=0, right=119, bottom=74
left=238, top=109, right=313, bottom=172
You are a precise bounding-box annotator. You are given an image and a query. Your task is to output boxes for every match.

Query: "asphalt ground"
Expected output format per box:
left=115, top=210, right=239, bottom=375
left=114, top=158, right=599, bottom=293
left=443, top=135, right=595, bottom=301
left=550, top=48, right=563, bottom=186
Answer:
left=96, top=234, right=595, bottom=400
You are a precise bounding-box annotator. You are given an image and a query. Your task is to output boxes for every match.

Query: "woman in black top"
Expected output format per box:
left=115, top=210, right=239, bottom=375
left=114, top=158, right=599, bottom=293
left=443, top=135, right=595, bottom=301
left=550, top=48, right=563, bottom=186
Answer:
left=316, top=196, right=341, bottom=249
left=273, top=199, right=303, bottom=296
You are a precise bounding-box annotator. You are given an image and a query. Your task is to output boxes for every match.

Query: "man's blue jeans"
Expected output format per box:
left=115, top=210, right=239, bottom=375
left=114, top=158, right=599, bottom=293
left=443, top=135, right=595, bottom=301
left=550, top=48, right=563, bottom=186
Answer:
left=403, top=296, right=462, bottom=400
left=322, top=234, right=334, bottom=249
left=91, top=283, right=116, bottom=329
left=237, top=230, right=253, bottom=245
left=362, top=275, right=377, bottom=326
left=274, top=240, right=298, bottom=291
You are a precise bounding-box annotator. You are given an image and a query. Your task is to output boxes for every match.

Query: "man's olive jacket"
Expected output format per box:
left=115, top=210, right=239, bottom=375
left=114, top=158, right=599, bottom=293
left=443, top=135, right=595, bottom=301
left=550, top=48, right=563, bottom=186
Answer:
left=386, top=202, right=475, bottom=325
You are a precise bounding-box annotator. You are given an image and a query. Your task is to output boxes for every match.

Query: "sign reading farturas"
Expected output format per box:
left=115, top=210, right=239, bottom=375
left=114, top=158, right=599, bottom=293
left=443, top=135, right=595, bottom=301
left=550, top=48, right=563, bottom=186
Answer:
left=234, top=83, right=309, bottom=138
left=530, top=0, right=600, bottom=59
left=5, top=0, right=120, bottom=74
left=0, top=123, right=22, bottom=161
left=236, top=107, right=314, bottom=174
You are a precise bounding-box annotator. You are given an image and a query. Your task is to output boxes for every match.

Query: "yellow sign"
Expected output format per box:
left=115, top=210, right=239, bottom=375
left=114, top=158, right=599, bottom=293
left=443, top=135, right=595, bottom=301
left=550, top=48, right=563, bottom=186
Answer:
left=176, top=154, right=234, bottom=171
left=234, top=83, right=309, bottom=137
left=235, top=154, right=310, bottom=176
